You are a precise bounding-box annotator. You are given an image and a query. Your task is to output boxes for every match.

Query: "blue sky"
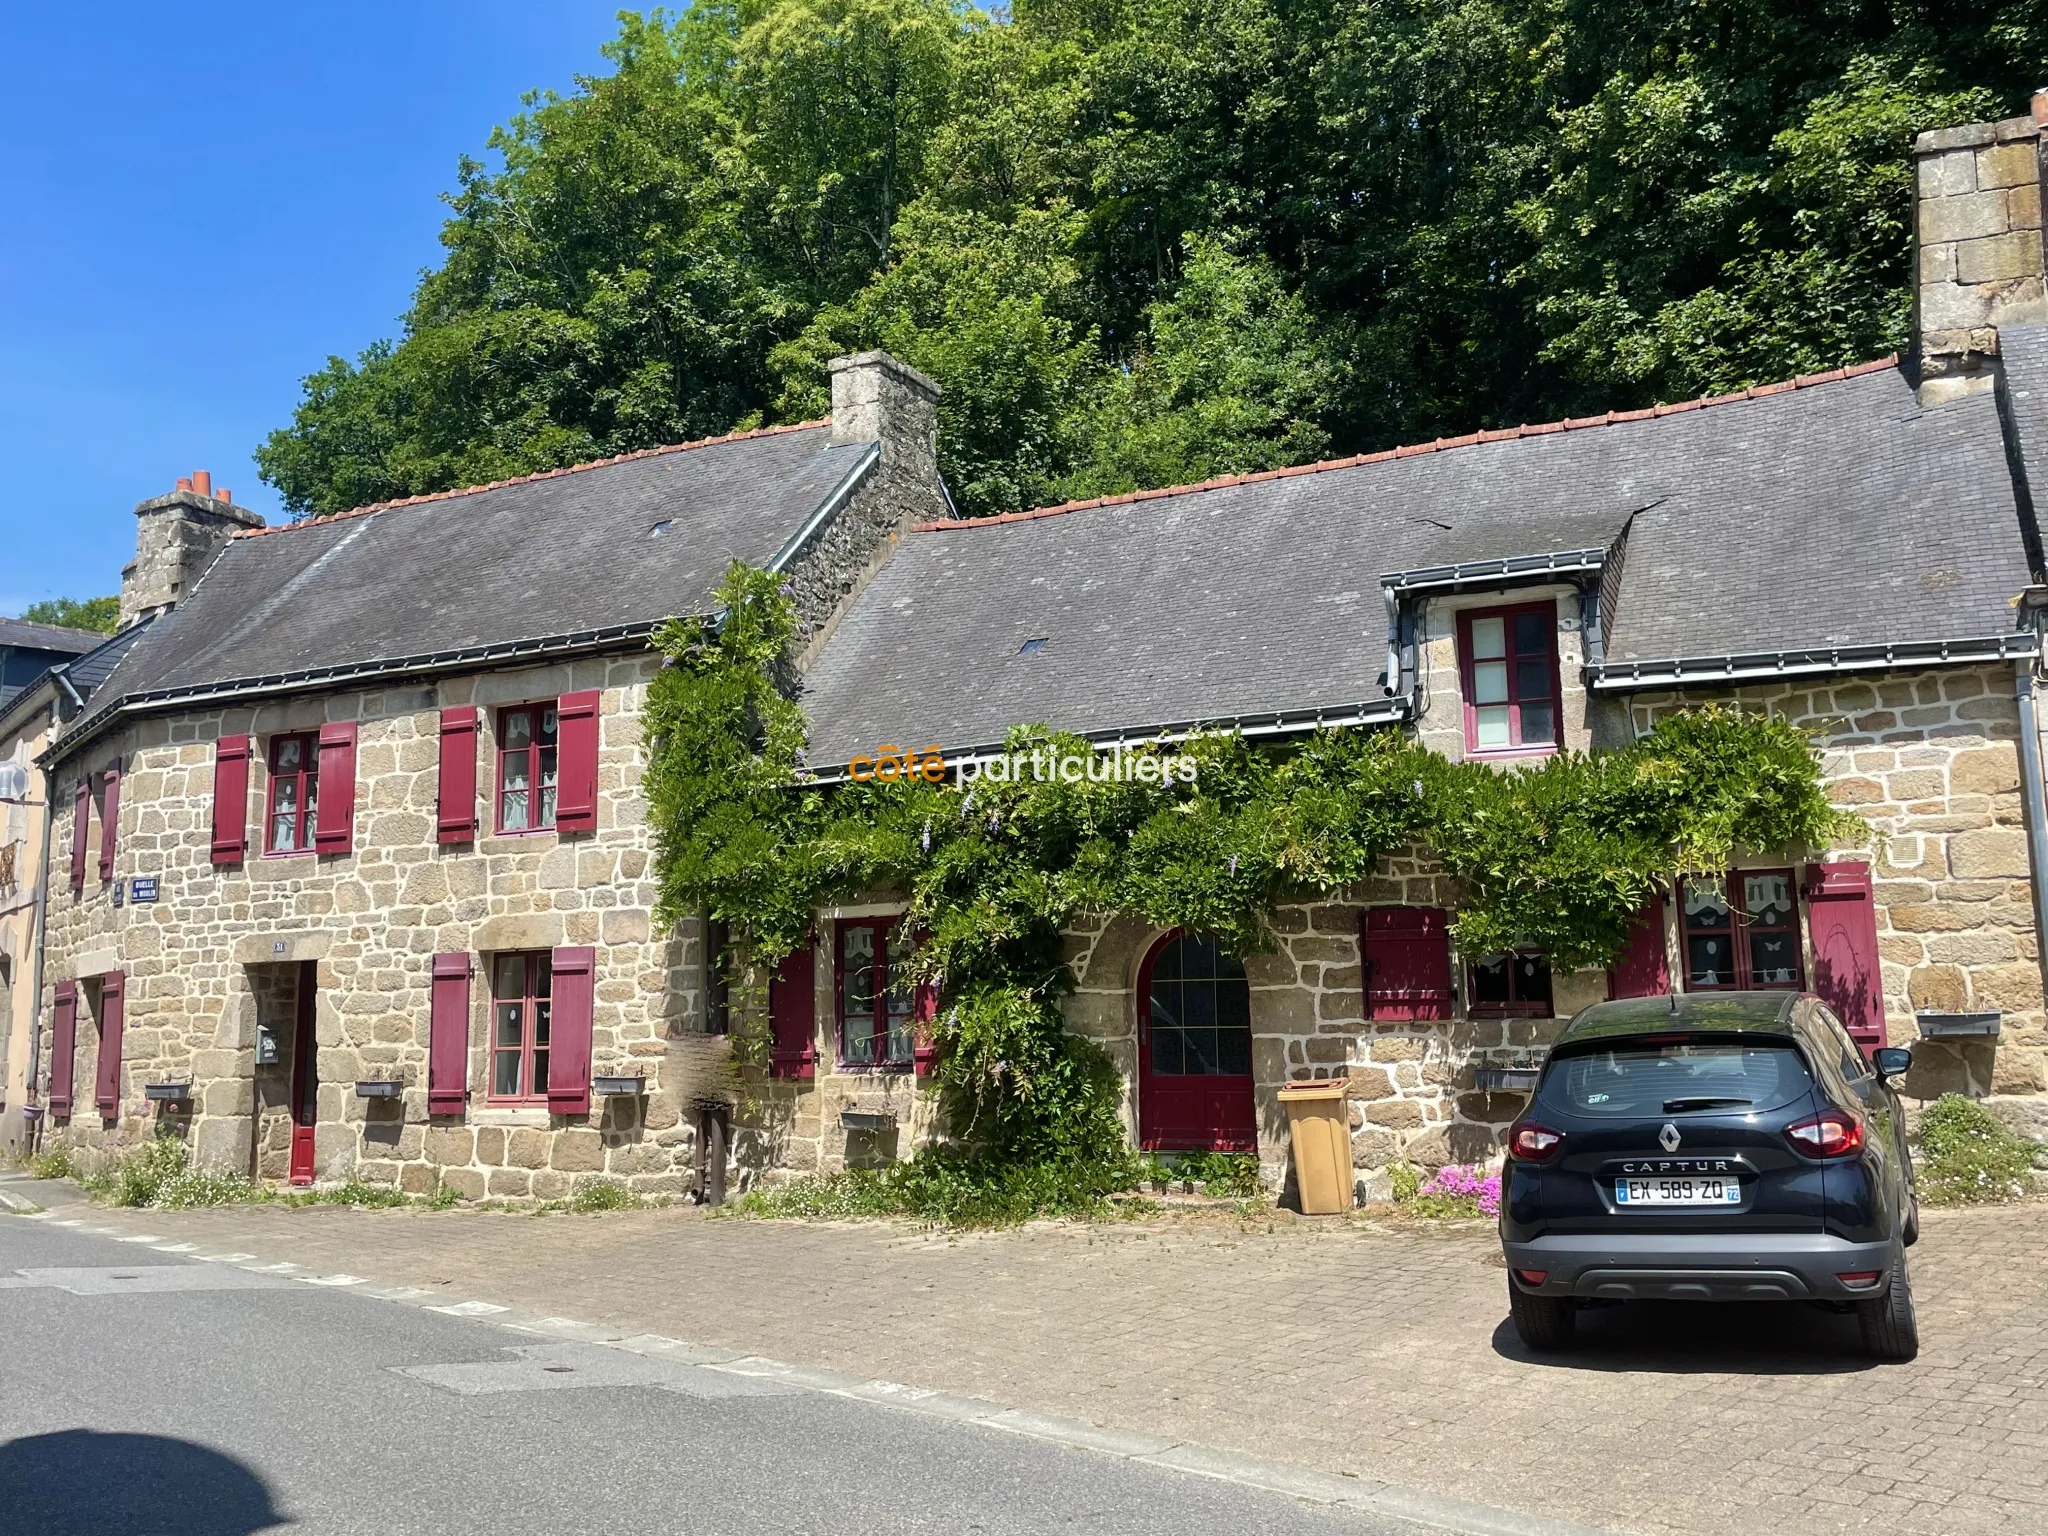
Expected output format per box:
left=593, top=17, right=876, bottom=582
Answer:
left=0, top=2, right=625, bottom=618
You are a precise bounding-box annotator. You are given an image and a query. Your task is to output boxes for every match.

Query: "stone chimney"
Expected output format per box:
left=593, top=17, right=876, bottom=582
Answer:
left=1912, top=90, right=2048, bottom=404
left=781, top=352, right=948, bottom=659
left=118, top=471, right=266, bottom=629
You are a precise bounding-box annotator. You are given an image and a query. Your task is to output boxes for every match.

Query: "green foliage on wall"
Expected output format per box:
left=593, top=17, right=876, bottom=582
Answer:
left=257, top=2, right=2043, bottom=521
left=645, top=566, right=1860, bottom=1163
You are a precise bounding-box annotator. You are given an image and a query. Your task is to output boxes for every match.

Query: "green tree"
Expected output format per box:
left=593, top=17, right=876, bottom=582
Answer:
left=18, top=596, right=119, bottom=633
left=259, top=0, right=2048, bottom=520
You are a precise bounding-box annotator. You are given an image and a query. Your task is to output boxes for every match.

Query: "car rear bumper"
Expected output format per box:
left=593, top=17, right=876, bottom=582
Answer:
left=1502, top=1232, right=1897, bottom=1301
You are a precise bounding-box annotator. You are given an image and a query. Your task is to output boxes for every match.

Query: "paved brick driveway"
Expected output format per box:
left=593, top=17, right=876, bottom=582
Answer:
left=29, top=1193, right=2048, bottom=1536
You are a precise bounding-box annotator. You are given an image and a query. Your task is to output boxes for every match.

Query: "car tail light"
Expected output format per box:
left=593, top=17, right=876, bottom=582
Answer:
left=1835, top=1271, right=1882, bottom=1288
left=1787, top=1110, right=1865, bottom=1158
left=1514, top=1270, right=1549, bottom=1286
left=1508, top=1121, right=1563, bottom=1162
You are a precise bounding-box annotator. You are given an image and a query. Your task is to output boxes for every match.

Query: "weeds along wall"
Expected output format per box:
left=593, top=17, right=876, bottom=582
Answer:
left=645, top=565, right=1860, bottom=1173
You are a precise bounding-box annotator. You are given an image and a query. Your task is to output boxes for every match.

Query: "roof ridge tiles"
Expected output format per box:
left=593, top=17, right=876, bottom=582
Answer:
left=904, top=353, right=1902, bottom=536
left=235, top=418, right=832, bottom=538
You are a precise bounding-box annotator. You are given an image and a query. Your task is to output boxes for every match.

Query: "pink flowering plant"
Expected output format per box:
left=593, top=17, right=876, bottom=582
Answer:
left=1394, top=1161, right=1502, bottom=1219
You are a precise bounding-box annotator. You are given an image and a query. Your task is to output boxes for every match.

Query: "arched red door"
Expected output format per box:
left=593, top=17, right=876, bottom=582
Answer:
left=1137, top=930, right=1257, bottom=1151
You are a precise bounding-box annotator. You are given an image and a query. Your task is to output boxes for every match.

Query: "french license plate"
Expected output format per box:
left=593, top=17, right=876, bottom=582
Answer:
left=1615, top=1177, right=1741, bottom=1206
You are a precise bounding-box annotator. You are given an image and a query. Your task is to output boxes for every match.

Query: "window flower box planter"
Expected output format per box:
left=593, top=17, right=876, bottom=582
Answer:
left=143, top=1082, right=193, bottom=1103
left=1914, top=1011, right=2000, bottom=1039
left=592, top=1075, right=647, bottom=1097
left=353, top=1080, right=404, bottom=1099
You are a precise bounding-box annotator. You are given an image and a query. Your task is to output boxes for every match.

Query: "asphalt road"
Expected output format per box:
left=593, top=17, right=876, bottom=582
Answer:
left=0, top=1214, right=1451, bottom=1536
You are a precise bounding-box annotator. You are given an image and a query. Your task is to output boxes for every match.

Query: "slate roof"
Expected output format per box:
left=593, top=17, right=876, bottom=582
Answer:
left=800, top=359, right=2038, bottom=767
left=68, top=423, right=874, bottom=740
left=2001, top=324, right=2048, bottom=542
left=0, top=619, right=153, bottom=736
left=0, top=617, right=105, bottom=655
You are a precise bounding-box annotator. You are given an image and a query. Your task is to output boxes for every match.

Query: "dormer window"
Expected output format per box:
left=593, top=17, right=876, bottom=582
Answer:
left=1457, top=602, right=1561, bottom=756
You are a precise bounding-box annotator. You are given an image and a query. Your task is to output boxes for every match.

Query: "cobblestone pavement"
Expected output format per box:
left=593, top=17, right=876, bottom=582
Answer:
left=28, top=1192, right=2048, bottom=1536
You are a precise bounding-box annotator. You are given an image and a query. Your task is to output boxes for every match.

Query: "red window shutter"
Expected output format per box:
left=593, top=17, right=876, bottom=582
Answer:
left=98, top=759, right=122, bottom=882
left=547, top=946, right=595, bottom=1114
left=1805, top=861, right=1885, bottom=1051
left=437, top=706, right=479, bottom=844
left=69, top=776, right=90, bottom=891
left=314, top=721, right=358, bottom=855
left=211, top=734, right=251, bottom=866
left=1606, top=892, right=1670, bottom=999
left=554, top=689, right=600, bottom=834
left=95, top=970, right=126, bottom=1119
left=1362, top=907, right=1453, bottom=1020
left=48, top=980, right=77, bottom=1117
left=428, top=952, right=473, bottom=1114
left=769, top=936, right=817, bottom=1078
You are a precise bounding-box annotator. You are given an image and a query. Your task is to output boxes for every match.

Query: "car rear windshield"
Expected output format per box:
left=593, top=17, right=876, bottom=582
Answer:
left=1538, top=1040, right=1813, bottom=1118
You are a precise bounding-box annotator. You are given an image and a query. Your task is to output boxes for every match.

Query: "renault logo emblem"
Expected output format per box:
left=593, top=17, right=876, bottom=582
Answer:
left=1659, top=1123, right=1682, bottom=1152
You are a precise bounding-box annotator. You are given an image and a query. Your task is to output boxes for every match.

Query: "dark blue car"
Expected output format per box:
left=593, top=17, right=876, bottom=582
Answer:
left=1499, top=991, right=1919, bottom=1360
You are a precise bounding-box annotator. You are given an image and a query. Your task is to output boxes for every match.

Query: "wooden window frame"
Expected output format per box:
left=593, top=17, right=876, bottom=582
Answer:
left=1467, top=951, right=1554, bottom=1019
left=1680, top=868, right=1806, bottom=992
left=264, top=732, right=321, bottom=855
left=834, top=917, right=931, bottom=1073
left=1456, top=600, right=1563, bottom=758
left=495, top=703, right=559, bottom=835
left=486, top=950, right=553, bottom=1105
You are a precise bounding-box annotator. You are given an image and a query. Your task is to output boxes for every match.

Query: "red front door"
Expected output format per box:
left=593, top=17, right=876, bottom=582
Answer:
left=1137, top=931, right=1257, bottom=1152
left=288, top=961, right=318, bottom=1185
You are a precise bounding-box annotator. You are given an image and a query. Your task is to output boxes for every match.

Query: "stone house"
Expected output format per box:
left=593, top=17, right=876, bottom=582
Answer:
left=21, top=95, right=2048, bottom=1199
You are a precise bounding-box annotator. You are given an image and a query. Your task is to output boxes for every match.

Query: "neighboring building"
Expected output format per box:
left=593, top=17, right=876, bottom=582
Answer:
left=24, top=97, right=2048, bottom=1199
left=2, top=620, right=153, bottom=1154
left=1, top=616, right=103, bottom=710
left=29, top=354, right=942, bottom=1196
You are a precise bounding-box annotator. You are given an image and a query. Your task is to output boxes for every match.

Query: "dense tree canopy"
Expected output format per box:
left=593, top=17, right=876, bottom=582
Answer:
left=18, top=596, right=119, bottom=633
left=258, top=0, right=2044, bottom=520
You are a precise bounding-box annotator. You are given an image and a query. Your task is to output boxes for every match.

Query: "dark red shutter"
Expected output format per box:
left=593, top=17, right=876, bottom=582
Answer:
left=769, top=936, right=817, bottom=1078
left=554, top=689, right=600, bottom=833
left=95, top=970, right=125, bottom=1119
left=428, top=952, right=472, bottom=1114
left=437, top=706, right=479, bottom=844
left=1805, top=861, right=1885, bottom=1052
left=1607, top=891, right=1670, bottom=999
left=314, top=721, right=357, bottom=855
left=98, top=759, right=121, bottom=882
left=1361, top=907, right=1453, bottom=1020
left=48, top=980, right=77, bottom=1117
left=547, top=946, right=595, bottom=1114
left=211, top=734, right=251, bottom=866
left=69, top=776, right=89, bottom=891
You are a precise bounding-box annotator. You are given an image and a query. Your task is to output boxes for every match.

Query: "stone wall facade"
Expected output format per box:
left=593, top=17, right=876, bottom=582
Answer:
left=1628, top=663, right=2048, bottom=1106
left=38, top=652, right=717, bottom=1200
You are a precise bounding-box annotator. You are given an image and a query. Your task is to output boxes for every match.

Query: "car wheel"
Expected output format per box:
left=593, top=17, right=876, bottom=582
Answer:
left=1856, top=1259, right=1919, bottom=1362
left=1508, top=1276, right=1576, bottom=1351
left=1902, top=1197, right=1920, bottom=1248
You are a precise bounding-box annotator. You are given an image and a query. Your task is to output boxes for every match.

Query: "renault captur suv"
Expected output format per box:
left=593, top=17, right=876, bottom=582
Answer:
left=1500, top=992, right=1919, bottom=1360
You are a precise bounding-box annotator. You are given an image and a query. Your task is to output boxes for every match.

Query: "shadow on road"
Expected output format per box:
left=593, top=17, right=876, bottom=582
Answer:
left=0, top=1429, right=286, bottom=1533
left=1489, top=1298, right=1881, bottom=1375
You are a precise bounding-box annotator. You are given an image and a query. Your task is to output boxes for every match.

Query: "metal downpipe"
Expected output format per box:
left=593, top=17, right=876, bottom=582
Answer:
left=2013, top=659, right=2048, bottom=1008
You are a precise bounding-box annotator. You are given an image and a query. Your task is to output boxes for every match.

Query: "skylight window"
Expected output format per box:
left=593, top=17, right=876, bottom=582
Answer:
left=1017, top=638, right=1050, bottom=655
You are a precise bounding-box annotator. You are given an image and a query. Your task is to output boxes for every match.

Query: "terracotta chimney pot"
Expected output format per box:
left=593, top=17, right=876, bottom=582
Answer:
left=2033, top=88, right=2048, bottom=128
left=192, top=469, right=213, bottom=498
left=176, top=476, right=193, bottom=493
left=217, top=488, right=231, bottom=505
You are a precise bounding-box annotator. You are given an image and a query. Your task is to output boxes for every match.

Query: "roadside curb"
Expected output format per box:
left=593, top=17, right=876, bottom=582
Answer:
left=22, top=1208, right=1621, bottom=1536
